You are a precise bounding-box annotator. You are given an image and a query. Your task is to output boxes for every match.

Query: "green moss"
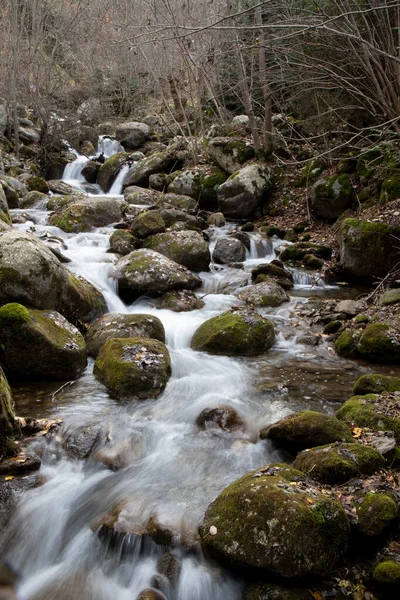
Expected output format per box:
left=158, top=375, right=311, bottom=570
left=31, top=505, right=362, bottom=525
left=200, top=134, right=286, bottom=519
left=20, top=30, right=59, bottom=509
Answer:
left=354, top=314, right=369, bottom=324
left=373, top=561, right=400, bottom=583
left=220, top=140, right=254, bottom=164
left=353, top=374, right=400, bottom=395
left=356, top=493, right=398, bottom=537
left=130, top=211, right=166, bottom=238
left=341, top=218, right=391, bottom=239
left=303, top=254, right=323, bottom=269
left=323, top=320, right=343, bottom=335
left=335, top=329, right=361, bottom=358
left=380, top=177, right=400, bottom=204
left=380, top=289, right=400, bottom=306
left=0, top=302, right=30, bottom=325
left=280, top=242, right=332, bottom=262
left=26, top=176, right=49, bottom=194
left=357, top=323, right=400, bottom=363
left=337, top=394, right=400, bottom=442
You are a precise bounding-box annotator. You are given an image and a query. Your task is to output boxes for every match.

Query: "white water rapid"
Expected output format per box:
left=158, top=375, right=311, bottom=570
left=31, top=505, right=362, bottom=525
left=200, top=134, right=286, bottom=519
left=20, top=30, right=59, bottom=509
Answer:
left=2, top=140, right=373, bottom=600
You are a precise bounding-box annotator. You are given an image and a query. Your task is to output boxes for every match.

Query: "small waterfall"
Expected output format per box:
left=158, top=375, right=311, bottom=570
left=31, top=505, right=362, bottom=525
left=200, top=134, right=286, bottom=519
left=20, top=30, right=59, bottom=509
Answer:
left=107, top=164, right=130, bottom=196
left=291, top=270, right=325, bottom=287
left=62, top=155, right=89, bottom=184
left=97, top=136, right=124, bottom=158
left=246, top=233, right=274, bottom=260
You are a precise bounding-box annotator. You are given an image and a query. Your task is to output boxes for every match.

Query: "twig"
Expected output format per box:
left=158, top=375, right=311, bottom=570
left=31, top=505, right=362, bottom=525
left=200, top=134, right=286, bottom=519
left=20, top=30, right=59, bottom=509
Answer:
left=51, top=380, right=75, bottom=402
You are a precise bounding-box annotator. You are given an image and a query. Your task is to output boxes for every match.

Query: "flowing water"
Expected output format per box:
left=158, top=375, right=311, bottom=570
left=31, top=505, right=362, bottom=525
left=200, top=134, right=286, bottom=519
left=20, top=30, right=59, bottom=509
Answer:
left=1, top=141, right=393, bottom=600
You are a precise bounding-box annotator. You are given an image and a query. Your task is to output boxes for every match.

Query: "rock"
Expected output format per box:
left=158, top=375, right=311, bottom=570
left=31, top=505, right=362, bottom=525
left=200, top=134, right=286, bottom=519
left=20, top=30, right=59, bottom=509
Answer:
left=86, top=313, right=165, bottom=357
left=123, top=151, right=179, bottom=188
left=109, top=230, right=139, bottom=255
left=47, top=180, right=77, bottom=195
left=357, top=323, right=400, bottom=363
left=206, top=137, right=255, bottom=174
left=94, top=338, right=171, bottom=400
left=207, top=212, right=225, bottom=227
left=212, top=237, right=246, bottom=264
left=0, top=448, right=41, bottom=475
left=380, top=289, right=400, bottom=306
left=356, top=493, right=398, bottom=537
left=66, top=125, right=98, bottom=152
left=380, top=177, right=400, bottom=203
left=373, top=561, right=400, bottom=584
left=125, top=187, right=197, bottom=212
left=26, top=176, right=49, bottom=194
left=0, top=474, right=39, bottom=529
left=0, top=186, right=11, bottom=226
left=63, top=424, right=101, bottom=459
left=97, top=152, right=129, bottom=193
left=237, top=281, right=289, bottom=307
left=142, top=230, right=211, bottom=272
left=115, top=122, right=150, bottom=150
left=167, top=167, right=227, bottom=210
left=335, top=329, right=361, bottom=358
left=336, top=299, right=365, bottom=316
left=353, top=374, right=400, bottom=395
left=112, top=249, right=202, bottom=301
left=260, top=410, right=352, bottom=452
left=0, top=230, right=106, bottom=323
left=44, top=151, right=76, bottom=180
left=217, top=164, right=274, bottom=219
left=280, top=242, right=332, bottom=262
left=191, top=308, right=275, bottom=355
left=252, top=264, right=293, bottom=291
left=152, top=290, right=204, bottom=312
left=337, top=393, right=400, bottom=442
left=156, top=552, right=181, bottom=585
left=244, top=582, right=308, bottom=600
left=338, top=219, right=398, bottom=281
left=130, top=211, right=166, bottom=238
left=303, top=254, right=323, bottom=269
left=200, top=463, right=350, bottom=578
left=293, top=442, right=385, bottom=484
left=0, top=367, right=19, bottom=457
left=49, top=196, right=126, bottom=232
left=159, top=209, right=205, bottom=230
left=0, top=102, right=7, bottom=135
left=310, top=175, right=355, bottom=220
left=20, top=191, right=48, bottom=208
left=196, top=406, right=243, bottom=431
left=18, top=126, right=40, bottom=144
left=81, top=160, right=100, bottom=184
left=0, top=303, right=87, bottom=380
left=137, top=590, right=166, bottom=600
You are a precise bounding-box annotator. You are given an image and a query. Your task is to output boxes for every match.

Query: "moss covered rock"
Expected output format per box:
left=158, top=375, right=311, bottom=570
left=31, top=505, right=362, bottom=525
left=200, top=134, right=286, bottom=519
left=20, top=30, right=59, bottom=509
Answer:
left=353, top=373, right=400, bottom=395
left=380, top=289, right=400, bottom=306
left=130, top=211, right=166, bottom=238
left=47, top=180, right=77, bottom=195
left=356, top=323, right=400, bottom=363
left=191, top=308, right=275, bottom=355
left=373, top=560, right=400, bottom=584
left=0, top=185, right=12, bottom=226
left=251, top=263, right=293, bottom=290
left=86, top=312, right=165, bottom=358
left=143, top=230, right=210, bottom=272
left=293, top=442, right=385, bottom=484
left=212, top=237, right=246, bottom=264
left=200, top=463, right=350, bottom=578
left=237, top=281, right=289, bottom=307
left=380, top=177, right=400, bottom=204
left=279, top=242, right=332, bottom=263
left=206, top=137, right=255, bottom=175
left=337, top=393, right=400, bottom=442
left=356, top=493, right=398, bottom=537
left=81, top=160, right=100, bottom=184
left=167, top=166, right=227, bottom=211
left=94, top=337, right=171, bottom=400
left=335, top=329, right=361, bottom=358
left=26, top=176, right=49, bottom=194
left=196, top=406, right=243, bottom=432
left=109, top=229, right=139, bottom=255
left=310, top=175, right=355, bottom=220
left=112, top=248, right=202, bottom=301
left=49, top=195, right=126, bottom=233
left=20, top=191, right=48, bottom=209
left=152, top=290, right=204, bottom=312
left=123, top=151, right=179, bottom=188
left=0, top=230, right=106, bottom=323
left=97, top=152, right=129, bottom=193
left=0, top=303, right=87, bottom=380
left=0, top=367, right=19, bottom=456
left=260, top=410, right=352, bottom=452
left=217, top=164, right=274, bottom=219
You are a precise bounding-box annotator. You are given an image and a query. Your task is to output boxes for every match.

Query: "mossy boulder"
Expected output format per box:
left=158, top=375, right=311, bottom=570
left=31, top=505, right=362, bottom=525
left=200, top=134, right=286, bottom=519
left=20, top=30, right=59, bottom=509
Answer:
left=94, top=337, right=171, bottom=400
left=373, top=560, right=400, bottom=584
left=0, top=367, right=19, bottom=456
left=143, top=230, right=210, bottom=272
left=20, top=191, right=48, bottom=209
left=0, top=303, right=87, bottom=380
left=160, top=208, right=206, bottom=230
left=380, top=177, right=400, bottom=204
left=49, top=196, right=126, bottom=233
left=357, top=323, right=400, bottom=363
left=293, top=442, right=385, bottom=484
left=152, top=290, right=204, bottom=312
left=335, top=329, right=361, bottom=358
left=251, top=263, right=293, bottom=290
left=337, top=393, right=400, bottom=442
left=115, top=121, right=150, bottom=150
left=310, top=175, right=355, bottom=220
left=260, top=410, right=352, bottom=452
left=196, top=406, right=243, bottom=432
left=81, top=160, right=100, bottom=184
left=109, top=230, right=139, bottom=255
left=0, top=185, right=12, bottom=226
left=130, top=211, right=166, bottom=238
left=217, top=164, right=274, bottom=219
left=85, top=312, right=165, bottom=358
left=279, top=242, right=332, bottom=263
left=200, top=463, right=350, bottom=578
left=356, top=493, right=398, bottom=537
left=237, top=281, right=289, bottom=307
left=353, top=374, right=400, bottom=395
left=380, top=289, right=400, bottom=306
left=26, top=176, right=49, bottom=194
left=0, top=230, right=106, bottom=323
left=112, top=248, right=202, bottom=301
left=191, top=308, right=275, bottom=355
left=168, top=167, right=227, bottom=211
left=244, top=582, right=308, bottom=600
left=338, top=219, right=397, bottom=281
left=97, top=152, right=129, bottom=193
left=206, top=137, right=255, bottom=174
left=125, top=187, right=197, bottom=211
left=296, top=159, right=324, bottom=187
left=123, top=151, right=179, bottom=188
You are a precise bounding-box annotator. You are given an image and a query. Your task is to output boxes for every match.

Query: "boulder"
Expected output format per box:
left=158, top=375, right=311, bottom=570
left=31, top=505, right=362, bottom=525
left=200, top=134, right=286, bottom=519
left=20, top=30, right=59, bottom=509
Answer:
left=337, top=393, right=400, bottom=442
left=66, top=125, right=98, bottom=152
left=293, top=442, right=385, bottom=484
left=373, top=561, right=400, bottom=584
left=81, top=160, right=100, bottom=184
left=338, top=219, right=398, bottom=281
left=212, top=237, right=246, bottom=264
left=0, top=230, right=106, bottom=323
left=200, top=464, right=350, bottom=578
left=159, top=209, right=206, bottom=230
left=97, top=152, right=129, bottom=193
left=49, top=196, right=126, bottom=232
left=115, top=122, right=150, bottom=150
left=251, top=263, right=293, bottom=290
left=0, top=303, right=87, bottom=380
left=217, top=164, right=274, bottom=219
left=279, top=242, right=332, bottom=262
left=380, top=289, right=400, bottom=306
left=207, top=212, right=225, bottom=227
left=335, top=329, right=361, bottom=358
left=353, top=374, right=400, bottom=395
left=86, top=313, right=165, bottom=357
left=123, top=152, right=179, bottom=188
left=44, top=151, right=76, bottom=180
left=125, top=186, right=197, bottom=211
left=143, top=230, right=210, bottom=272
left=94, top=337, right=171, bottom=400
left=357, top=323, right=400, bottom=363
left=206, top=137, right=255, bottom=174
left=19, top=126, right=40, bottom=144
left=47, top=180, right=77, bottom=195
left=112, top=248, right=202, bottom=301
left=0, top=186, right=11, bottom=226
left=152, top=290, right=204, bottom=312
left=237, top=281, right=289, bottom=307
left=26, top=176, right=49, bottom=194
left=260, top=410, right=352, bottom=452
left=310, top=175, right=355, bottom=220
left=130, top=211, right=166, bottom=238
left=356, top=493, right=398, bottom=537
left=0, top=367, right=19, bottom=456
left=167, top=167, right=227, bottom=210
left=196, top=406, right=243, bottom=432
left=191, top=308, right=275, bottom=355
left=109, top=229, right=139, bottom=255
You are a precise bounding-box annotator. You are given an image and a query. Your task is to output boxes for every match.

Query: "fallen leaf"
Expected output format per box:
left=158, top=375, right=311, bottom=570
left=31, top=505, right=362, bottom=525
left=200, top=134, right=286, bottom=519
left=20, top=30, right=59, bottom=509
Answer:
left=5, top=476, right=13, bottom=481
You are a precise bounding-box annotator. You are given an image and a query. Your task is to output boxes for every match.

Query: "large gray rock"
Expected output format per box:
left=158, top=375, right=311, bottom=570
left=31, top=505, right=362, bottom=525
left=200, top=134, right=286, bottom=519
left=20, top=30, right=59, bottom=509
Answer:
left=49, top=195, right=126, bottom=232
left=112, top=248, right=202, bottom=300
left=0, top=230, right=106, bottom=323
left=97, top=152, right=129, bottom=193
left=123, top=152, right=178, bottom=188
left=143, top=230, right=210, bottom=271
left=19, top=127, right=40, bottom=144
left=218, top=164, right=274, bottom=219
left=115, top=122, right=150, bottom=150
left=212, top=237, right=246, bottom=264
left=237, top=281, right=289, bottom=307
left=310, top=175, right=355, bottom=220
left=167, top=167, right=227, bottom=210
left=0, top=303, right=87, bottom=380
left=206, top=137, right=255, bottom=174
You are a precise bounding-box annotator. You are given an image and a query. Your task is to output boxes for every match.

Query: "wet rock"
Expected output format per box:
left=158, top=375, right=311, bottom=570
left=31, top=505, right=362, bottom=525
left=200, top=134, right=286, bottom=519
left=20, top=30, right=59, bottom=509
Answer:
left=356, top=492, right=398, bottom=537
left=0, top=303, right=87, bottom=380
left=81, top=160, right=100, bottom=184
left=156, top=552, right=181, bottom=586
left=0, top=185, right=11, bottom=225
left=296, top=334, right=320, bottom=346
left=0, top=451, right=41, bottom=475
left=323, top=320, right=343, bottom=335
left=260, top=410, right=352, bottom=452
left=335, top=329, right=361, bottom=358
left=357, top=323, right=400, bottom=363
left=109, top=229, right=139, bottom=255
left=0, top=367, right=19, bottom=457
left=49, top=195, right=126, bottom=233
left=167, top=166, right=227, bottom=210
left=191, top=308, right=275, bottom=356
left=123, top=151, right=179, bottom=188
left=0, top=474, right=39, bottom=529
left=251, top=263, right=293, bottom=290
left=63, top=425, right=101, bottom=459
left=237, top=281, right=289, bottom=307
left=353, top=373, right=400, bottom=395
left=86, top=312, right=165, bottom=358
left=92, top=435, right=143, bottom=470
left=196, top=406, right=243, bottom=432
left=47, top=180, right=77, bottom=195
left=130, top=211, right=166, bottom=238
left=112, top=249, right=202, bottom=301
left=310, top=175, right=355, bottom=220
left=207, top=212, right=225, bottom=227
left=152, top=290, right=204, bottom=312
left=94, top=337, right=171, bottom=400
left=293, top=442, right=385, bottom=484
left=206, top=137, right=255, bottom=174
left=212, top=237, right=246, bottom=264
left=336, top=299, right=365, bottom=316
left=143, top=230, right=210, bottom=272
left=279, top=242, right=332, bottom=262
left=217, top=164, right=274, bottom=219
left=137, top=590, right=166, bottom=600
left=200, top=463, right=349, bottom=578
left=159, top=209, right=206, bottom=230
left=0, top=230, right=107, bottom=324
left=115, top=121, right=150, bottom=150
left=26, top=176, right=48, bottom=194
left=97, top=152, right=129, bottom=192
left=147, top=516, right=175, bottom=546
left=150, top=574, right=169, bottom=594
left=337, top=392, right=400, bottom=442
left=20, top=191, right=48, bottom=209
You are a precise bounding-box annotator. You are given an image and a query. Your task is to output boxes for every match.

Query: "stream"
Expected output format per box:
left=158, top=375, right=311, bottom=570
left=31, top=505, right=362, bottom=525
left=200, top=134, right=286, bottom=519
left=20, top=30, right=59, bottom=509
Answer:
left=0, top=137, right=393, bottom=600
